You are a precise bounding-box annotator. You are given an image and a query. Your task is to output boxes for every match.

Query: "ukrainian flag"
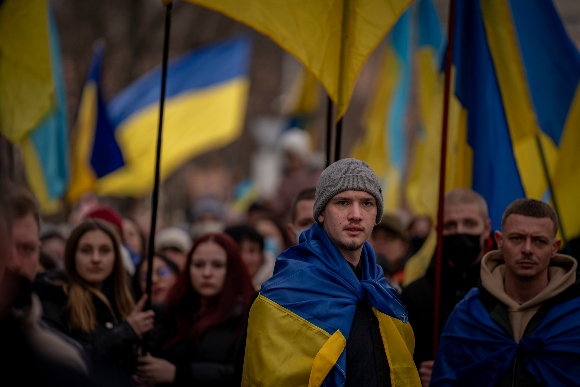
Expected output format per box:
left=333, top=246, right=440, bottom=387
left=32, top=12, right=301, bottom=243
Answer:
left=351, top=7, right=412, bottom=212
left=242, top=223, right=420, bottom=386
left=95, top=35, right=251, bottom=197
left=449, top=0, right=580, bottom=234
left=184, top=0, right=412, bottom=119
left=67, top=43, right=124, bottom=204
left=0, top=0, right=69, bottom=213
left=405, top=0, right=445, bottom=221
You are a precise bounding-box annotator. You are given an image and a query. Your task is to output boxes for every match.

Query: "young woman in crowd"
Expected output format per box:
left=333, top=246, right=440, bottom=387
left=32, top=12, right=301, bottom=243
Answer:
left=134, top=232, right=254, bottom=387
left=38, top=219, right=155, bottom=386
left=132, top=252, right=179, bottom=308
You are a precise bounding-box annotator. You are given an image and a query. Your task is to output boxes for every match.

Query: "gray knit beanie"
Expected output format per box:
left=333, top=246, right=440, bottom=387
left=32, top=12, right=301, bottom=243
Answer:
left=314, top=158, right=384, bottom=225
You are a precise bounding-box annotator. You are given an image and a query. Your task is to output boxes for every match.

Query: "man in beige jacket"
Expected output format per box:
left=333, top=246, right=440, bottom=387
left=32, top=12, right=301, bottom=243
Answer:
left=431, top=198, right=580, bottom=386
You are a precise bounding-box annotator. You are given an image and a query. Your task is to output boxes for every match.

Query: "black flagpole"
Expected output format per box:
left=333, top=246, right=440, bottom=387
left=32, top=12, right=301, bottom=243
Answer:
left=145, top=1, right=173, bottom=311
left=433, top=0, right=456, bottom=358
left=326, top=95, right=334, bottom=167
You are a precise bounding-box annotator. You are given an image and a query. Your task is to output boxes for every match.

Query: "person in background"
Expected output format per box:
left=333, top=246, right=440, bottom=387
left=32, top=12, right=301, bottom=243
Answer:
left=133, top=252, right=179, bottom=308
left=134, top=233, right=254, bottom=387
left=252, top=215, right=291, bottom=258
left=0, top=183, right=94, bottom=386
left=399, top=188, right=492, bottom=387
left=431, top=199, right=580, bottom=386
left=285, top=187, right=316, bottom=245
left=224, top=225, right=274, bottom=291
left=269, top=128, right=320, bottom=221
left=39, top=219, right=155, bottom=387
left=122, top=216, right=147, bottom=265
left=3, top=183, right=89, bottom=377
left=155, top=227, right=193, bottom=271
left=189, top=195, right=227, bottom=238
left=370, top=214, right=410, bottom=291
left=40, top=223, right=68, bottom=268
left=407, top=215, right=433, bottom=256
left=84, top=206, right=136, bottom=276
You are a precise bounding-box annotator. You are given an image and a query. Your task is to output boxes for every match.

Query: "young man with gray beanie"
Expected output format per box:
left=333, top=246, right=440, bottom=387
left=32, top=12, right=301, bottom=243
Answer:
left=242, top=159, right=419, bottom=387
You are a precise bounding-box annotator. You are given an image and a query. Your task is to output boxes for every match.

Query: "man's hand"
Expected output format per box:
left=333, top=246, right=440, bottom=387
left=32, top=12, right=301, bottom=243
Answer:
left=135, top=353, right=176, bottom=384
left=419, top=360, right=434, bottom=387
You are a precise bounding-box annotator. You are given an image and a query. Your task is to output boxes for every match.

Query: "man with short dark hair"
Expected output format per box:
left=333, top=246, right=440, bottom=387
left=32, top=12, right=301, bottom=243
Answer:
left=7, top=186, right=41, bottom=281
left=431, top=198, right=580, bottom=386
left=242, top=158, right=419, bottom=386
left=286, top=187, right=316, bottom=245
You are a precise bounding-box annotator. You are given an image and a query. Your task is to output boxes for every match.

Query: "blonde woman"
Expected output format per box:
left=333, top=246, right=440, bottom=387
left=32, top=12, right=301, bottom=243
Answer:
left=38, top=219, right=154, bottom=386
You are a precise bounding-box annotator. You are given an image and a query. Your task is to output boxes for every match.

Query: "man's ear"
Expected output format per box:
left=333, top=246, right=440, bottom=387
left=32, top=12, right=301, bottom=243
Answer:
left=318, top=214, right=324, bottom=224
left=494, top=230, right=503, bottom=249
left=553, top=238, right=562, bottom=256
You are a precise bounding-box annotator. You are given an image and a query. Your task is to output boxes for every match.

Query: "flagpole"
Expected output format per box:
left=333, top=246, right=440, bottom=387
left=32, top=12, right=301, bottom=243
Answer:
left=534, top=134, right=570, bottom=250
left=145, top=1, right=173, bottom=311
left=433, top=0, right=456, bottom=359
left=334, top=118, right=343, bottom=162
left=326, top=95, right=334, bottom=166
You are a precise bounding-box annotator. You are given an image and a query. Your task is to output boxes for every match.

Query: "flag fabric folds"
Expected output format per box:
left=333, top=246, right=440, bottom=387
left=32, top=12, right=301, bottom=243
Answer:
left=351, top=8, right=412, bottom=211
left=448, top=0, right=580, bottom=235
left=0, top=0, right=69, bottom=213
left=67, top=43, right=124, bottom=204
left=184, top=0, right=413, bottom=119
left=90, top=35, right=251, bottom=197
left=242, top=223, right=420, bottom=386
left=405, top=0, right=445, bottom=221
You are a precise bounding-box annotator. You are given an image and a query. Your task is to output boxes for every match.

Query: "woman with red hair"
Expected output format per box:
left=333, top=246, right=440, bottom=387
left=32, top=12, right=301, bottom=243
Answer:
left=135, top=232, right=254, bottom=386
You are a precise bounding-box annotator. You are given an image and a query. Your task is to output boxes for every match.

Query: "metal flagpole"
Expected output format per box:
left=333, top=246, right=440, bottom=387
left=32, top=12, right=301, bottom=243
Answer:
left=145, top=1, right=173, bottom=311
left=433, top=0, right=457, bottom=359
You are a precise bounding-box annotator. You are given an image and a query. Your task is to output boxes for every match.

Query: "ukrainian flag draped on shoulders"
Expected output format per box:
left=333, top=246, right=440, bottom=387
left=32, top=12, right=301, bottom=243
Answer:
left=242, top=223, right=420, bottom=387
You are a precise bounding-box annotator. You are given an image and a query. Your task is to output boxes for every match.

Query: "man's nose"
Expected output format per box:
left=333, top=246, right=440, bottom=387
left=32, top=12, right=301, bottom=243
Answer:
left=522, top=238, right=533, bottom=254
left=348, top=203, right=363, bottom=220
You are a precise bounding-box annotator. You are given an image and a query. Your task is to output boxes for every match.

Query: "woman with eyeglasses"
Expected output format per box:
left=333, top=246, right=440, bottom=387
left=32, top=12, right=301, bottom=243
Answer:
left=38, top=219, right=155, bottom=386
left=133, top=233, right=254, bottom=387
left=133, top=252, right=179, bottom=308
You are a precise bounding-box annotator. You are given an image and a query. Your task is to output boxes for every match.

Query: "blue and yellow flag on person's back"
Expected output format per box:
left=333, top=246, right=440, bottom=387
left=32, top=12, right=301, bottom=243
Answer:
left=67, top=43, right=124, bottom=204
left=184, top=0, right=412, bottom=119
left=351, top=7, right=413, bottom=212
left=93, top=35, right=251, bottom=197
left=242, top=223, right=420, bottom=386
left=0, top=0, right=69, bottom=213
left=447, top=0, right=580, bottom=234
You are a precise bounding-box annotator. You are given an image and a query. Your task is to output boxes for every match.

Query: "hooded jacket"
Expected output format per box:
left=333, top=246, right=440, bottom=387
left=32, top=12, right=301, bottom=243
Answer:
left=431, top=251, right=580, bottom=387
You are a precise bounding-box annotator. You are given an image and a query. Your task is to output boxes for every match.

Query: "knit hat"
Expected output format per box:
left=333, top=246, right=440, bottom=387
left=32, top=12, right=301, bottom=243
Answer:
left=155, top=227, right=192, bottom=254
left=85, top=206, right=123, bottom=236
left=374, top=214, right=408, bottom=240
left=314, top=158, right=384, bottom=225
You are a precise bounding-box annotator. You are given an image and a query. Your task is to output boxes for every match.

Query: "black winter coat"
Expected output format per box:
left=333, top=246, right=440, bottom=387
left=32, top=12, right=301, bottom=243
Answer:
left=35, top=270, right=140, bottom=387
left=399, top=258, right=481, bottom=367
left=153, top=304, right=247, bottom=387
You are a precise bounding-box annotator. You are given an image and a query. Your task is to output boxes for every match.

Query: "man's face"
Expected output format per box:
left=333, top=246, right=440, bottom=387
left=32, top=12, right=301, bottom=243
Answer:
left=7, top=214, right=40, bottom=282
left=287, top=199, right=315, bottom=245
left=443, top=202, right=489, bottom=242
left=318, top=190, right=377, bottom=263
left=496, top=214, right=560, bottom=283
left=370, top=229, right=408, bottom=264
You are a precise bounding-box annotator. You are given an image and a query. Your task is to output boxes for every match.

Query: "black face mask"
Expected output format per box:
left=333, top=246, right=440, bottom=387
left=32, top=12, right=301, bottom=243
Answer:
left=442, top=233, right=482, bottom=269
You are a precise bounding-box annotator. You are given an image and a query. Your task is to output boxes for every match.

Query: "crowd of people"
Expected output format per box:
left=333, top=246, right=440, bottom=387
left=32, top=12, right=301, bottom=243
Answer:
left=1, top=157, right=579, bottom=386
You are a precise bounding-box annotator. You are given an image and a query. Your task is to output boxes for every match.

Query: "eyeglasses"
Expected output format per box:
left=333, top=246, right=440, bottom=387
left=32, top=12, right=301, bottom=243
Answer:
left=140, top=266, right=173, bottom=282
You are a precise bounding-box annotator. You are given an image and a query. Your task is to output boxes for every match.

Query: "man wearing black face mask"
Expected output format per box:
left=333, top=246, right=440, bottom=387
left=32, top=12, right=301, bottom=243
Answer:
left=399, top=188, right=491, bottom=387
